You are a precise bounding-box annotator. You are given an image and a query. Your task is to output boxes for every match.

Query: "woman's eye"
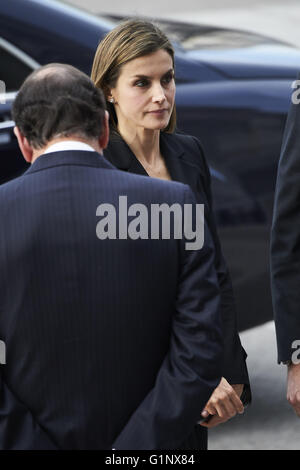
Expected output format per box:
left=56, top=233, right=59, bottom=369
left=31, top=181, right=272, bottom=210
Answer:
left=134, top=74, right=174, bottom=88
left=135, top=79, right=148, bottom=87
left=162, top=74, right=174, bottom=85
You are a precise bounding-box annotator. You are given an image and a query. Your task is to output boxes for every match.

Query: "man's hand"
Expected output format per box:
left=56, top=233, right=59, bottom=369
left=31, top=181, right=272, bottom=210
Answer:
left=287, top=363, right=300, bottom=417
left=199, top=377, right=244, bottom=428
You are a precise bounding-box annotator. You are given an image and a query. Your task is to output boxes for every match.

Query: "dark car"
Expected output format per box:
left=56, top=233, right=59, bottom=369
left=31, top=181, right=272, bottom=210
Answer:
left=1, top=0, right=299, bottom=330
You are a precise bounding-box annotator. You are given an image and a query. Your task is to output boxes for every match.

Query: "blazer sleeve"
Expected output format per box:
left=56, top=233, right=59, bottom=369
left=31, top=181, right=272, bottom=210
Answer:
left=190, top=136, right=251, bottom=396
left=112, top=187, right=223, bottom=450
left=0, top=371, right=58, bottom=449
left=271, top=85, right=300, bottom=363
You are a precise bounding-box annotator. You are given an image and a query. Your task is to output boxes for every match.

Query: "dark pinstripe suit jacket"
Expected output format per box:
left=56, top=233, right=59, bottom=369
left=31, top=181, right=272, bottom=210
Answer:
left=0, top=149, right=223, bottom=449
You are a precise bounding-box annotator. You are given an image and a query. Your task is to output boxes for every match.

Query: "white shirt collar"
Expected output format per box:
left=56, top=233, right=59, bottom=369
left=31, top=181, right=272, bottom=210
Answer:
left=43, top=140, right=96, bottom=155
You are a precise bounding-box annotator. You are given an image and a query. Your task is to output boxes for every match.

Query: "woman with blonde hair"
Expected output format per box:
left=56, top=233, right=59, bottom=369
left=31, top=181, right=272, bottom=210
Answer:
left=91, top=19, right=251, bottom=450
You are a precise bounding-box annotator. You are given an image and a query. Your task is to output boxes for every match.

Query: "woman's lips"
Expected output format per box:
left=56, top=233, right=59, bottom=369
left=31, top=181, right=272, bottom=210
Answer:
left=148, top=109, right=168, bottom=115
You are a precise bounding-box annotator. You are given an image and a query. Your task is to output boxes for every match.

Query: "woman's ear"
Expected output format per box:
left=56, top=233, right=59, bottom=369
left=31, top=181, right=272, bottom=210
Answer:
left=102, top=85, right=112, bottom=104
left=105, top=85, right=117, bottom=105
left=107, top=92, right=115, bottom=104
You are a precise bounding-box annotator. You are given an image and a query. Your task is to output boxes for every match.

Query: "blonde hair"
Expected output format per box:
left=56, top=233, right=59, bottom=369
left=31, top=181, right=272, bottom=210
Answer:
left=91, top=19, right=176, bottom=133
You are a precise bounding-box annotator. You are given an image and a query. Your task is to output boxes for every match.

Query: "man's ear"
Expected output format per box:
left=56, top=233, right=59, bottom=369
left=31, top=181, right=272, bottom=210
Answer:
left=98, top=110, right=110, bottom=150
left=13, top=127, right=34, bottom=163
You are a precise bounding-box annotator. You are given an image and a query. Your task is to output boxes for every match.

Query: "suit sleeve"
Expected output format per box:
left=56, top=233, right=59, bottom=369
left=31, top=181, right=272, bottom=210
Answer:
left=271, top=84, right=300, bottom=363
left=0, top=371, right=58, bottom=450
left=191, top=137, right=251, bottom=398
left=112, top=187, right=223, bottom=450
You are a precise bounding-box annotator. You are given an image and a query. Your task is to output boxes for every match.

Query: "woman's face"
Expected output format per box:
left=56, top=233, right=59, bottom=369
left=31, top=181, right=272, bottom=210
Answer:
left=110, top=49, right=175, bottom=132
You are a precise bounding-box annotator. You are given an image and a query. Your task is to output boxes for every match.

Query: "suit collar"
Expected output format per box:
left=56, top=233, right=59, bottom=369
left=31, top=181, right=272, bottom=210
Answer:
left=160, top=132, right=185, bottom=160
left=43, top=140, right=95, bottom=154
left=161, top=134, right=193, bottom=185
left=24, top=150, right=114, bottom=176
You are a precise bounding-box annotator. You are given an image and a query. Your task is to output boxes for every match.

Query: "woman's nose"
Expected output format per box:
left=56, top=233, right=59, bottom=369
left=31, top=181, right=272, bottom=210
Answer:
left=152, top=84, right=166, bottom=103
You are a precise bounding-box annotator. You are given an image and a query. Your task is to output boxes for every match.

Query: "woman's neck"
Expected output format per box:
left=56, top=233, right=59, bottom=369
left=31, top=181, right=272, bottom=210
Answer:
left=117, top=125, right=161, bottom=166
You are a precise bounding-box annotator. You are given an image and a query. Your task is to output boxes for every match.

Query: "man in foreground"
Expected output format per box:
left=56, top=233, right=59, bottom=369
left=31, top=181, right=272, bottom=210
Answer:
left=0, top=64, right=223, bottom=449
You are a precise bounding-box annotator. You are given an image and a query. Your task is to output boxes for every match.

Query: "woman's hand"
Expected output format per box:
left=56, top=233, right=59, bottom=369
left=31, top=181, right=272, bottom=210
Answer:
left=199, top=377, right=244, bottom=428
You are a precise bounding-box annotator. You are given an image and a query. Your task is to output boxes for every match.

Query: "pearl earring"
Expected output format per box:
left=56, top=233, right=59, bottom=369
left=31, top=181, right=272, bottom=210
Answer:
left=109, top=97, right=115, bottom=104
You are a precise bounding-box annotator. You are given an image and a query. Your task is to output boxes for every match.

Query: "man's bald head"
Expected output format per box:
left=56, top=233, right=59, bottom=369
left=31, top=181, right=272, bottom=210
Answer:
left=12, top=63, right=106, bottom=149
left=29, top=63, right=86, bottom=84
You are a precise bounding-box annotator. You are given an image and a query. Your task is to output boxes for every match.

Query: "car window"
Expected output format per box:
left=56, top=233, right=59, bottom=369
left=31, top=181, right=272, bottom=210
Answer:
left=0, top=38, right=38, bottom=92
left=0, top=117, right=28, bottom=185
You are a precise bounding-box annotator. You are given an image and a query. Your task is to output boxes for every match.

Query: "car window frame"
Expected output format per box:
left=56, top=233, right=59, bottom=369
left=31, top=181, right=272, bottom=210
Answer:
left=0, top=36, right=40, bottom=94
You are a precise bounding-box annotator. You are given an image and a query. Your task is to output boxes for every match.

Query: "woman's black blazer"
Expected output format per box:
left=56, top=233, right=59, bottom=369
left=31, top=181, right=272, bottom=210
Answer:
left=104, top=131, right=251, bottom=395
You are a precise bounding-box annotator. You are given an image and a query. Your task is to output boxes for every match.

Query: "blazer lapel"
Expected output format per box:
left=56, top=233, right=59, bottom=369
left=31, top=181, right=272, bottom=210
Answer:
left=104, top=133, right=148, bottom=176
left=104, top=132, right=202, bottom=198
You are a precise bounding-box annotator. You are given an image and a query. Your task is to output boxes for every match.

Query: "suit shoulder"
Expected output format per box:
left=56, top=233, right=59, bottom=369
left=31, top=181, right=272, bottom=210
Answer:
left=120, top=168, right=189, bottom=193
left=0, top=174, right=24, bottom=200
left=110, top=168, right=190, bottom=204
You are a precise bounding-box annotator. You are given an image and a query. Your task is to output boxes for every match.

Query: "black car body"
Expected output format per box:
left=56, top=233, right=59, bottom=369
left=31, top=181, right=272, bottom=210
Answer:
left=1, top=0, right=299, bottom=330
